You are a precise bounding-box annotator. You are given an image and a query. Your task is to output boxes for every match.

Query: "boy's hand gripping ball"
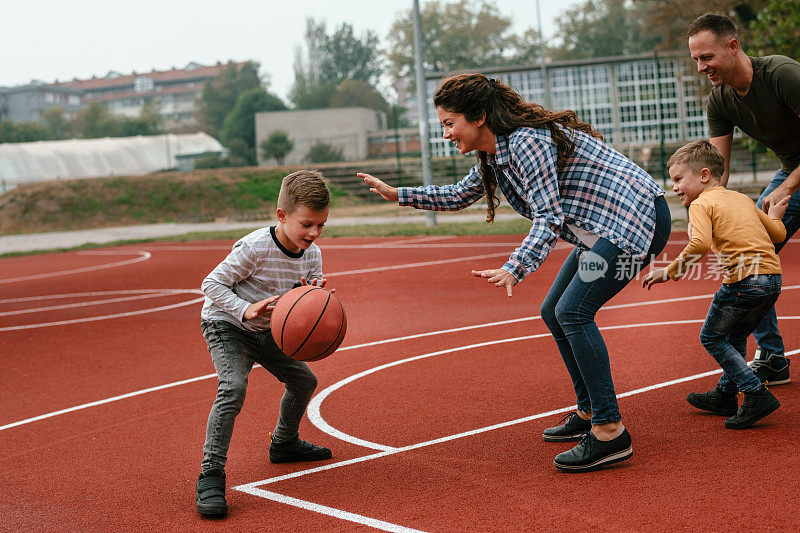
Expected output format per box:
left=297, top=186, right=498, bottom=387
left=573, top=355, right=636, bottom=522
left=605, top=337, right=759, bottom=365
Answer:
left=270, top=286, right=347, bottom=361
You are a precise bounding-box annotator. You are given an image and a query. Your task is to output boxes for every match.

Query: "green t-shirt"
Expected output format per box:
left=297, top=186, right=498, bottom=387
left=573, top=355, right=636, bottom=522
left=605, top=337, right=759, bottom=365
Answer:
left=707, top=55, right=800, bottom=173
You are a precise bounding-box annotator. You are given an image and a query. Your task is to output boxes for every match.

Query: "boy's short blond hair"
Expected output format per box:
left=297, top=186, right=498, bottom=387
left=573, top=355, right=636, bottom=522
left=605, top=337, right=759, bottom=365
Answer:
left=667, top=140, right=725, bottom=180
left=277, top=169, right=331, bottom=213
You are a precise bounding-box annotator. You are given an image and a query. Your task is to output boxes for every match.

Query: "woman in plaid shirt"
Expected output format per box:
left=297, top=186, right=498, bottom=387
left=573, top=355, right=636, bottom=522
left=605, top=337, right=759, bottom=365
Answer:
left=360, top=73, right=671, bottom=472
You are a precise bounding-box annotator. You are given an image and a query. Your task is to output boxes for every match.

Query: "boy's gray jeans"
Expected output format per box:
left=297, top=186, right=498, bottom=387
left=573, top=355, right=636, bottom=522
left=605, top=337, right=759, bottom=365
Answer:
left=200, top=319, right=318, bottom=473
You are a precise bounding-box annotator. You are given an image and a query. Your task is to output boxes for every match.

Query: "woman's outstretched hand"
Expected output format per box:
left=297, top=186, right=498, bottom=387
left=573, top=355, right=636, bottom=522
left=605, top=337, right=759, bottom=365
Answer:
left=471, top=268, right=516, bottom=297
left=359, top=173, right=398, bottom=202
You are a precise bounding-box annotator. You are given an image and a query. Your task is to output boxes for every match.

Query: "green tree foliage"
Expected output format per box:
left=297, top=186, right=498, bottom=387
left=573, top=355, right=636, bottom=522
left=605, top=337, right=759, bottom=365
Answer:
left=329, top=79, right=389, bottom=112
left=259, top=130, right=294, bottom=165
left=196, top=61, right=264, bottom=138
left=750, top=0, right=800, bottom=58
left=73, top=101, right=163, bottom=139
left=220, top=89, right=287, bottom=165
left=550, top=0, right=661, bottom=60
left=291, top=18, right=384, bottom=109
left=306, top=141, right=344, bottom=163
left=40, top=107, right=73, bottom=139
left=639, top=0, right=768, bottom=52
left=385, top=0, right=541, bottom=82
left=0, top=121, right=49, bottom=143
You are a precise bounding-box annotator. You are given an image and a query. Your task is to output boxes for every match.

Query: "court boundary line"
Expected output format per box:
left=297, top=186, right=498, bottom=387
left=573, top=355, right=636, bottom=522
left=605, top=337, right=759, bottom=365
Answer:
left=233, top=365, right=732, bottom=532
left=0, top=250, right=151, bottom=284
left=2, top=289, right=797, bottom=431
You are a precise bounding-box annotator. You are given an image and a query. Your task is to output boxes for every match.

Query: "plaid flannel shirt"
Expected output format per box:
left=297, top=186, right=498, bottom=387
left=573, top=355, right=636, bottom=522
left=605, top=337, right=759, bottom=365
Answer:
left=398, top=126, right=665, bottom=282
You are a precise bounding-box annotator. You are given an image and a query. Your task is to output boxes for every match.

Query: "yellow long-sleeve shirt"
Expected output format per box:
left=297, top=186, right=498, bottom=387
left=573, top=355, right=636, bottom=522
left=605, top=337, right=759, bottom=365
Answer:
left=667, top=186, right=786, bottom=284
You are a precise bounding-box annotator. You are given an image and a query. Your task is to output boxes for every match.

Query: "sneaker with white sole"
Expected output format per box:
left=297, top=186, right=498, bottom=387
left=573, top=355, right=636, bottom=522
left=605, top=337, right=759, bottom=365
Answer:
left=749, top=349, right=790, bottom=386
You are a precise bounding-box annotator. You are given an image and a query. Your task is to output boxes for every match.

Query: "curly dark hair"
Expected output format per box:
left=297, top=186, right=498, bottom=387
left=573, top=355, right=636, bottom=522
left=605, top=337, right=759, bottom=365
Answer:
left=433, top=72, right=602, bottom=222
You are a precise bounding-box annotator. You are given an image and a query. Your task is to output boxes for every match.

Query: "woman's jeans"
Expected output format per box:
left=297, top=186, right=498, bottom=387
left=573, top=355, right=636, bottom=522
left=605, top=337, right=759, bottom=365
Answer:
left=200, top=319, right=318, bottom=473
left=701, top=274, right=783, bottom=394
left=753, top=169, right=800, bottom=356
left=540, top=196, right=671, bottom=425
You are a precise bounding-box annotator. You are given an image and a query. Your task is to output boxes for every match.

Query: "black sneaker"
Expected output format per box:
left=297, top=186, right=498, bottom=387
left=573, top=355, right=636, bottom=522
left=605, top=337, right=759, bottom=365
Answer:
left=542, top=412, right=592, bottom=442
left=196, top=469, right=227, bottom=518
left=725, top=386, right=780, bottom=429
left=749, top=350, right=790, bottom=386
left=269, top=434, right=332, bottom=464
left=686, top=387, right=738, bottom=416
left=553, top=428, right=632, bottom=473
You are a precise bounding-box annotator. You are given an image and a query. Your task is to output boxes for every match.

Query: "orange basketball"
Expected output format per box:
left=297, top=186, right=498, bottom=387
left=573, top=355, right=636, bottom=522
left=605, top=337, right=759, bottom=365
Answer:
left=270, top=286, right=347, bottom=361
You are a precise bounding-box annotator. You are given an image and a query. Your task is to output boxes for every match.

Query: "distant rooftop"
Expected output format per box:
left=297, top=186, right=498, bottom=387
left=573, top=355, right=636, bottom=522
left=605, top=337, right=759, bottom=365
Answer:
left=50, top=61, right=245, bottom=90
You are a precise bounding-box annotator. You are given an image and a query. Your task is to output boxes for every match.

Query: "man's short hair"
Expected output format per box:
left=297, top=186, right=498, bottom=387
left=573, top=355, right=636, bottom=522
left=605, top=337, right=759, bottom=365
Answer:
left=668, top=140, right=725, bottom=179
left=277, top=169, right=331, bottom=213
left=687, top=13, right=738, bottom=40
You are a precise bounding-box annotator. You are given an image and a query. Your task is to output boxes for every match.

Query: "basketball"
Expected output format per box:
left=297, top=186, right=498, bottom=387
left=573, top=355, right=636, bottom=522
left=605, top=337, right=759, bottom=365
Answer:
left=270, top=286, right=347, bottom=361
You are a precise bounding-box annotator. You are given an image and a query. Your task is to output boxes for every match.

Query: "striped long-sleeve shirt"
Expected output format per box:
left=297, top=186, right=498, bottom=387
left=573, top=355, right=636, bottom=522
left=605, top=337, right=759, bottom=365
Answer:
left=201, top=226, right=323, bottom=332
left=399, top=126, right=665, bottom=282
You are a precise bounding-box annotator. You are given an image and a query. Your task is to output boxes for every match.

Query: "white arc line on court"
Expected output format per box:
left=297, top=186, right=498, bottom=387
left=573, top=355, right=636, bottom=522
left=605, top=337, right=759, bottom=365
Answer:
left=307, top=319, right=711, bottom=451
left=0, top=296, right=205, bottom=332
left=1, top=288, right=797, bottom=432
left=0, top=250, right=151, bottom=284
left=233, top=365, right=733, bottom=532
left=0, top=292, right=189, bottom=317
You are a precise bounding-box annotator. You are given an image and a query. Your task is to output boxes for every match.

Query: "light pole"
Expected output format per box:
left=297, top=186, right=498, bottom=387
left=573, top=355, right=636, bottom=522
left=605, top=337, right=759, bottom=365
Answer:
left=412, top=0, right=436, bottom=227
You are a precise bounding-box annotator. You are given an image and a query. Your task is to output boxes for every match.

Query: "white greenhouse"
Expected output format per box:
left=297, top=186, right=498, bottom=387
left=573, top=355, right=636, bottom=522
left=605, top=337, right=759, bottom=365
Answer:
left=0, top=133, right=224, bottom=191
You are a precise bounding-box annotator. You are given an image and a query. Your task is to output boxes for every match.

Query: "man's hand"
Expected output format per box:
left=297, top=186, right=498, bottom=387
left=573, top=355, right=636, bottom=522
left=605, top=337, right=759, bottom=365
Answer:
left=766, top=195, right=791, bottom=220
left=471, top=268, right=516, bottom=297
left=243, top=295, right=280, bottom=320
left=642, top=268, right=670, bottom=290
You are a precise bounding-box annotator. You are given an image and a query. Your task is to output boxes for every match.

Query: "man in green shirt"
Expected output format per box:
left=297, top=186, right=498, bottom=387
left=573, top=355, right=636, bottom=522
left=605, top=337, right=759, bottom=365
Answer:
left=688, top=13, right=800, bottom=385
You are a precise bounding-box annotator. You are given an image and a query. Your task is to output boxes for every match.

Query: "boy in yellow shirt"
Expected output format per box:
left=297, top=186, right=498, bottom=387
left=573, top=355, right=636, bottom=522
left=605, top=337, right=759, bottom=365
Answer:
left=643, top=140, right=789, bottom=429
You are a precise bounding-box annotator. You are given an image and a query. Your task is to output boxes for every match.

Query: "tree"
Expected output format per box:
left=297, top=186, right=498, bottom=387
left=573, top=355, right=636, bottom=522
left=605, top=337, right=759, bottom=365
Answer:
left=306, top=141, right=344, bottom=163
left=385, top=0, right=541, bottom=83
left=550, top=0, right=661, bottom=60
left=74, top=102, right=116, bottom=138
left=290, top=18, right=384, bottom=109
left=220, top=88, right=287, bottom=165
left=329, top=79, right=389, bottom=112
left=260, top=130, right=294, bottom=165
left=41, top=107, right=73, bottom=140
left=196, top=61, right=264, bottom=138
left=750, top=0, right=800, bottom=58
left=639, top=0, right=769, bottom=52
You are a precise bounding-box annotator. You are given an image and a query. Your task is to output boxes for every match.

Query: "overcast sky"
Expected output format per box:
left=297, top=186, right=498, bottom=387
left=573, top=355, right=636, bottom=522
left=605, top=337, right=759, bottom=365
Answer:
left=1, top=0, right=581, bottom=101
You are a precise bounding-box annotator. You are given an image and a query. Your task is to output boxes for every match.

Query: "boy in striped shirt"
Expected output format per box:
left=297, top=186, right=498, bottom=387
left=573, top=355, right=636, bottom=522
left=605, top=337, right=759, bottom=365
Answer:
left=196, top=170, right=333, bottom=517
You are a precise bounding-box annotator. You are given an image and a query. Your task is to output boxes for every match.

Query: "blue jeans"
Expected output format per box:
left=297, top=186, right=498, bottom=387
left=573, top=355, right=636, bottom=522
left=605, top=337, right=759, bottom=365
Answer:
left=540, top=196, right=671, bottom=424
left=200, top=320, right=318, bottom=473
left=753, top=169, right=800, bottom=356
left=701, top=274, right=782, bottom=393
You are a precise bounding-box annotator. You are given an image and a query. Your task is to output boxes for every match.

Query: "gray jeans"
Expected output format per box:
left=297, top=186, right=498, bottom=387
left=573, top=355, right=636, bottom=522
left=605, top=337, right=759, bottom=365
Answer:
left=200, top=319, right=318, bottom=473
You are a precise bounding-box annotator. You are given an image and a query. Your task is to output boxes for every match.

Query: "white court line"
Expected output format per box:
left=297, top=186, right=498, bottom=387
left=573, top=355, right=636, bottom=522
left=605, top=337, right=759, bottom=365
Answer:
left=235, top=487, right=426, bottom=533
left=1, top=284, right=797, bottom=432
left=308, top=319, right=709, bottom=451
left=0, top=289, right=188, bottom=304
left=0, top=292, right=184, bottom=317
left=233, top=366, right=728, bottom=532
left=0, top=296, right=205, bottom=332
left=325, top=252, right=510, bottom=277
left=0, top=250, right=151, bottom=284
left=0, top=372, right=217, bottom=432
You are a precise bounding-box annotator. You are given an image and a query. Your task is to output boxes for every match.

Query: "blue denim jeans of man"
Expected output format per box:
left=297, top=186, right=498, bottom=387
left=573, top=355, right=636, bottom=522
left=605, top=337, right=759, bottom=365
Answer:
left=753, top=169, right=800, bottom=356
left=200, top=319, right=318, bottom=473
left=702, top=274, right=783, bottom=393
left=540, top=196, right=671, bottom=425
